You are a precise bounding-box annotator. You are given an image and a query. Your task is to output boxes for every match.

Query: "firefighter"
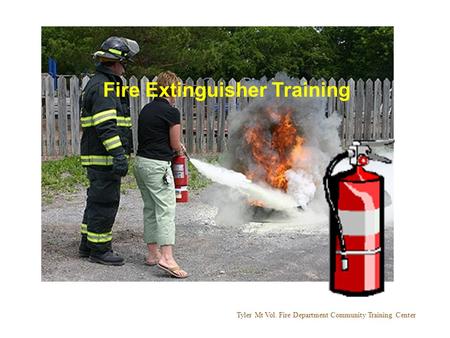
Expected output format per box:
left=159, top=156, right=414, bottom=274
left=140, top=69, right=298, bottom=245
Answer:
left=78, top=36, right=140, bottom=265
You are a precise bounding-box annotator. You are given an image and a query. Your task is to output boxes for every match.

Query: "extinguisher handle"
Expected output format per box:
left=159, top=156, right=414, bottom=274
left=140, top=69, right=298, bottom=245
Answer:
left=184, top=150, right=191, bottom=161
left=357, top=139, right=395, bottom=146
left=368, top=153, right=392, bottom=164
left=180, top=144, right=191, bottom=161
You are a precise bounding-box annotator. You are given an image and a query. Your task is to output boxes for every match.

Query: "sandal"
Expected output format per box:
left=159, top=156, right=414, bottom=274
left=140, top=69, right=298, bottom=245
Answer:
left=157, top=263, right=189, bottom=279
left=145, top=255, right=161, bottom=266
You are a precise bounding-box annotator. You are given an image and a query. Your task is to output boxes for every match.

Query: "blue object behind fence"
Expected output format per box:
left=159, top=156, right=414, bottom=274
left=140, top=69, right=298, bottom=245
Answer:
left=48, top=58, right=58, bottom=89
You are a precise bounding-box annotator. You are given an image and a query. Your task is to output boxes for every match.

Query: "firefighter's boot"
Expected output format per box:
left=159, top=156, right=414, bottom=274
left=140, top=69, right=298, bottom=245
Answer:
left=89, top=250, right=125, bottom=266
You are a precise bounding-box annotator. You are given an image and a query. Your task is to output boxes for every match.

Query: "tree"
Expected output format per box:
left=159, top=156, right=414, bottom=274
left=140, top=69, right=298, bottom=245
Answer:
left=41, top=26, right=393, bottom=79
left=321, top=26, right=393, bottom=79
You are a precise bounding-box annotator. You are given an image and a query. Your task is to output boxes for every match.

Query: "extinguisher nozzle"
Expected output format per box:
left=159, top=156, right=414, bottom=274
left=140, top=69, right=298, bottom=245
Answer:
left=183, top=150, right=191, bottom=161
left=342, top=257, right=349, bottom=271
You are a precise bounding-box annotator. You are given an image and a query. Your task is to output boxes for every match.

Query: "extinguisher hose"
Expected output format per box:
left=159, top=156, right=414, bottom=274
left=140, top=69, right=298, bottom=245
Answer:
left=323, top=151, right=349, bottom=271
left=181, top=145, right=191, bottom=162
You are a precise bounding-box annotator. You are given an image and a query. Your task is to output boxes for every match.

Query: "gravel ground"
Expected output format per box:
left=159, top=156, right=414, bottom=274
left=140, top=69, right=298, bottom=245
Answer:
left=41, top=184, right=393, bottom=282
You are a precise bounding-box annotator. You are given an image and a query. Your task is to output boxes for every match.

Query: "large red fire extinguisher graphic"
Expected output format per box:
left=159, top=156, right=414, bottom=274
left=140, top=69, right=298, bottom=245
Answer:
left=323, top=140, right=392, bottom=296
left=172, top=155, right=189, bottom=203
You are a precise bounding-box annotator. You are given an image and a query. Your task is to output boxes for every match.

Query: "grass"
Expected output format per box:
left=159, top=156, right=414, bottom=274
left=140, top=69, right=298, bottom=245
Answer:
left=188, top=161, right=210, bottom=190
left=42, top=155, right=215, bottom=203
left=42, top=156, right=88, bottom=203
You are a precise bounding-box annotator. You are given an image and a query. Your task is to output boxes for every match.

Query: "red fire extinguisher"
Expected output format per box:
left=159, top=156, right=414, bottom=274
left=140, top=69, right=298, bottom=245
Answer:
left=323, top=140, right=392, bottom=296
left=172, top=154, right=189, bottom=203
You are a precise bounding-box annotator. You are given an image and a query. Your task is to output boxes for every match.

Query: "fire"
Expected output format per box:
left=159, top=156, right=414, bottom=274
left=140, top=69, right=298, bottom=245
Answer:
left=244, top=108, right=304, bottom=192
left=249, top=199, right=265, bottom=207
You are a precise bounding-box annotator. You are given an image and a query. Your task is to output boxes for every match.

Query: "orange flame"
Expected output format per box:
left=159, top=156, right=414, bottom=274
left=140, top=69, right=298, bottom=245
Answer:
left=248, top=199, right=265, bottom=207
left=244, top=109, right=303, bottom=193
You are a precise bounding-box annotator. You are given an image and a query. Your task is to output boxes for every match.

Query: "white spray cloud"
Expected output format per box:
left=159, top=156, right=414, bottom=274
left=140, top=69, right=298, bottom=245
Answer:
left=190, top=158, right=298, bottom=211
left=285, top=169, right=316, bottom=208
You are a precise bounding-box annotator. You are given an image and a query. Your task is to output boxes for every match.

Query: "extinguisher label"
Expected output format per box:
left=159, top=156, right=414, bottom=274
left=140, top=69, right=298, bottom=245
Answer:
left=173, top=164, right=185, bottom=178
left=338, top=209, right=380, bottom=236
left=174, top=172, right=184, bottom=179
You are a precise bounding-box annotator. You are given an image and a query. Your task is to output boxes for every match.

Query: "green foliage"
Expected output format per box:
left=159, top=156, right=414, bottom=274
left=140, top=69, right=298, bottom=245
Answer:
left=41, top=26, right=393, bottom=80
left=218, top=27, right=335, bottom=79
left=321, top=26, right=394, bottom=79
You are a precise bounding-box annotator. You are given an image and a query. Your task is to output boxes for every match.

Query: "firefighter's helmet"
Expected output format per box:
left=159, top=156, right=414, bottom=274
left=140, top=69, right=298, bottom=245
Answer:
left=93, top=36, right=140, bottom=63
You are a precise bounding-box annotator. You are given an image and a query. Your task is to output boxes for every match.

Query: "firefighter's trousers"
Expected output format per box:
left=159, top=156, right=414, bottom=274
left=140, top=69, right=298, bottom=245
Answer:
left=80, top=167, right=121, bottom=253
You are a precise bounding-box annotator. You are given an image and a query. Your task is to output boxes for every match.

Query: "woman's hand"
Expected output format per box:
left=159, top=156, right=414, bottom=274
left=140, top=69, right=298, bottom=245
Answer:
left=169, top=124, right=182, bottom=153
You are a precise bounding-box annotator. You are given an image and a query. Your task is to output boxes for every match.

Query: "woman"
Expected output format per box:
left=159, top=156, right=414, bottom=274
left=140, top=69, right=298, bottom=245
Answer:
left=134, top=71, right=188, bottom=278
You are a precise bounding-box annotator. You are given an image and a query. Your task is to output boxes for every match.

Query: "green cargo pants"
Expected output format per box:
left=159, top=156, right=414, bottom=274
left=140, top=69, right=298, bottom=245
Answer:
left=134, top=156, right=176, bottom=245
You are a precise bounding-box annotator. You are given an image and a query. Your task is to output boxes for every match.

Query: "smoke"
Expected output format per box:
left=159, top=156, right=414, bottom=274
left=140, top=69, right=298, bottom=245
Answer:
left=195, top=74, right=343, bottom=226
left=226, top=74, right=342, bottom=207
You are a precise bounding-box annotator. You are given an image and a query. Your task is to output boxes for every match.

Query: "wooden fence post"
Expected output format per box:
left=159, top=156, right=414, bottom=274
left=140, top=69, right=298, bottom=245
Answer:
left=57, top=76, right=68, bottom=157
left=228, top=78, right=237, bottom=148
left=195, top=78, right=205, bottom=153
left=316, top=78, right=326, bottom=128
left=327, top=78, right=336, bottom=118
left=184, top=77, right=194, bottom=153
left=373, top=79, right=382, bottom=140
left=44, top=75, right=56, bottom=157
left=70, top=76, right=81, bottom=155
left=81, top=75, right=90, bottom=91
left=390, top=81, right=394, bottom=139
left=206, top=78, right=216, bottom=152
left=354, top=79, right=365, bottom=141
left=41, top=74, right=47, bottom=157
left=337, top=78, right=346, bottom=145
left=140, top=76, right=150, bottom=108
left=238, top=78, right=249, bottom=111
left=247, top=78, right=260, bottom=105
left=344, top=78, right=355, bottom=147
left=217, top=78, right=227, bottom=152
left=128, top=76, right=139, bottom=154
left=259, top=76, right=268, bottom=87
left=173, top=76, right=183, bottom=112
left=364, top=79, right=374, bottom=139
left=382, top=78, right=391, bottom=139
left=318, top=78, right=326, bottom=118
